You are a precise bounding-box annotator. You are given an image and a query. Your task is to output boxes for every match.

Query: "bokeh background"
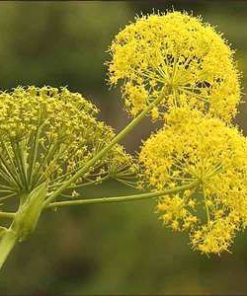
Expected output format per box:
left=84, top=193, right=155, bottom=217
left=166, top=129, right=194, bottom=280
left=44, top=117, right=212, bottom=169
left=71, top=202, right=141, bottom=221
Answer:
left=0, top=1, right=247, bottom=294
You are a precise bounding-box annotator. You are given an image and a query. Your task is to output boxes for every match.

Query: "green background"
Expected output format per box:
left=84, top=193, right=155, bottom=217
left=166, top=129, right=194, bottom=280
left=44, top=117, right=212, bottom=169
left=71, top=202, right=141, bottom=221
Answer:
left=0, top=1, right=247, bottom=294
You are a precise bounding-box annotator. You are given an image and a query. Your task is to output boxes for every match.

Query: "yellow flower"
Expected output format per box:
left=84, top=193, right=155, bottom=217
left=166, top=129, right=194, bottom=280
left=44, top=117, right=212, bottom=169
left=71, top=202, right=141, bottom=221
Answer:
left=108, top=11, right=240, bottom=122
left=191, top=218, right=237, bottom=255
left=139, top=107, right=247, bottom=254
left=0, top=86, right=137, bottom=199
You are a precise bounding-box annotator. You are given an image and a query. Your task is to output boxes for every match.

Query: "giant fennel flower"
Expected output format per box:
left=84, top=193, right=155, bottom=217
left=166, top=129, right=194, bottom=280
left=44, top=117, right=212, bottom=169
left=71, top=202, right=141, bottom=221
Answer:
left=108, top=11, right=240, bottom=122
left=139, top=108, right=247, bottom=254
left=0, top=86, right=137, bottom=204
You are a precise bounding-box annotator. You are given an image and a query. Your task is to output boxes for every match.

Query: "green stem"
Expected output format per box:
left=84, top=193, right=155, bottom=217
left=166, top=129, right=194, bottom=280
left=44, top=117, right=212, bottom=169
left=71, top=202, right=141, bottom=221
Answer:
left=28, top=121, right=47, bottom=188
left=0, top=183, right=47, bottom=271
left=46, top=181, right=198, bottom=209
left=44, top=94, right=164, bottom=206
left=202, top=185, right=210, bottom=222
left=0, top=229, right=17, bottom=270
left=0, top=212, right=15, bottom=219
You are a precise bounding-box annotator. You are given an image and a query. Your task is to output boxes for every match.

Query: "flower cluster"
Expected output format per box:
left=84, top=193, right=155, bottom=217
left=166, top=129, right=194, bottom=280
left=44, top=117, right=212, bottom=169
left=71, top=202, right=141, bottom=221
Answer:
left=109, top=11, right=247, bottom=255
left=140, top=108, right=247, bottom=254
left=108, top=11, right=240, bottom=122
left=0, top=86, right=137, bottom=202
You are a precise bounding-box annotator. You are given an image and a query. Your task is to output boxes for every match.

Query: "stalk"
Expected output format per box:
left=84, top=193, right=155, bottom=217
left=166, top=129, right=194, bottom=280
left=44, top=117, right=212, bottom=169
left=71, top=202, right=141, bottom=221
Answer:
left=0, top=183, right=47, bottom=271
left=47, top=181, right=198, bottom=209
left=0, top=212, right=15, bottom=219
left=0, top=229, right=17, bottom=270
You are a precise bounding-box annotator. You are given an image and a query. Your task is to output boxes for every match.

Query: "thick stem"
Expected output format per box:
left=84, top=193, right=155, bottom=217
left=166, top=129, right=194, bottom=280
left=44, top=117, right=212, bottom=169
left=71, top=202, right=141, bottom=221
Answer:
left=0, top=183, right=47, bottom=271
left=0, top=229, right=17, bottom=270
left=46, top=181, right=198, bottom=209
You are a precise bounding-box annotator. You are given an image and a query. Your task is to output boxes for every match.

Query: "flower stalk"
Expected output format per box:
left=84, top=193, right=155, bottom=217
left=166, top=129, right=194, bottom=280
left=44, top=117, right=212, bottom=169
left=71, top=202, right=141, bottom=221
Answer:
left=47, top=181, right=199, bottom=209
left=0, top=212, right=15, bottom=219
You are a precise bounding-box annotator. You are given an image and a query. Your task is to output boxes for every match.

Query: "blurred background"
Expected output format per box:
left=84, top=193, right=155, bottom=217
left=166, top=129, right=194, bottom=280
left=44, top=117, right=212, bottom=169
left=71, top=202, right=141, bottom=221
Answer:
left=0, top=1, right=247, bottom=294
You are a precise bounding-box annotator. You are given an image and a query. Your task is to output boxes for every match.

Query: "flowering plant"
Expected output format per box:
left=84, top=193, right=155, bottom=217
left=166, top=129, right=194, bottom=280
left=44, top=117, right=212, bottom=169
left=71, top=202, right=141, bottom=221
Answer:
left=0, top=11, right=245, bottom=271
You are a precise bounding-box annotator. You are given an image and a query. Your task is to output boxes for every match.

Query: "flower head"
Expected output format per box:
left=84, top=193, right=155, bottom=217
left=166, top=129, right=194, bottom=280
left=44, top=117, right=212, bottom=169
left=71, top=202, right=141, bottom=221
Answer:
left=139, top=108, right=247, bottom=254
left=108, top=11, right=240, bottom=121
left=0, top=86, right=137, bottom=201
